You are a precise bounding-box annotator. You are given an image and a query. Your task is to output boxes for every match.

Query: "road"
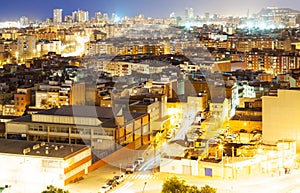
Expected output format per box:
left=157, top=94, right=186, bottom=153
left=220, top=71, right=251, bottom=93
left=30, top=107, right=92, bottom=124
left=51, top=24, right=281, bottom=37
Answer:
left=66, top=161, right=300, bottom=193
left=67, top=114, right=300, bottom=193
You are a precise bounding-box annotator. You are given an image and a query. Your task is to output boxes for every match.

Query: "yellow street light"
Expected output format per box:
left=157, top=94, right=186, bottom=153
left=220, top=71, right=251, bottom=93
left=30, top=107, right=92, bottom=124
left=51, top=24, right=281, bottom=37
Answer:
left=219, top=144, right=224, bottom=150
left=219, top=144, right=224, bottom=179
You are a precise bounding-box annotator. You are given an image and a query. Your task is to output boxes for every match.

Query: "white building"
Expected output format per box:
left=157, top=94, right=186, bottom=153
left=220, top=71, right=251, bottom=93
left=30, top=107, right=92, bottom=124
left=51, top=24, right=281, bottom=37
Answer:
left=0, top=139, right=91, bottom=193
left=72, top=10, right=89, bottom=23
left=36, top=40, right=62, bottom=56
left=53, top=9, right=63, bottom=23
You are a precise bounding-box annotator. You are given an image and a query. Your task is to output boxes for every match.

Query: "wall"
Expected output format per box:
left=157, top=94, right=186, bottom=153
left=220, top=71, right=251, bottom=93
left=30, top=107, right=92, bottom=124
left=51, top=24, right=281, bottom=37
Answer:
left=0, top=154, right=64, bottom=193
left=263, top=90, right=300, bottom=150
left=228, top=119, right=262, bottom=133
left=160, top=157, right=198, bottom=176
left=88, top=141, right=137, bottom=172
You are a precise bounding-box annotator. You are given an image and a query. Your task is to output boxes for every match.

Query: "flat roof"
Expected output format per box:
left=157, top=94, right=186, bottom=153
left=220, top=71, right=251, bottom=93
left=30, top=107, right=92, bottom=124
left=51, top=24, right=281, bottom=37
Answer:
left=0, top=139, right=89, bottom=159
left=10, top=108, right=148, bottom=128
left=37, top=105, right=115, bottom=119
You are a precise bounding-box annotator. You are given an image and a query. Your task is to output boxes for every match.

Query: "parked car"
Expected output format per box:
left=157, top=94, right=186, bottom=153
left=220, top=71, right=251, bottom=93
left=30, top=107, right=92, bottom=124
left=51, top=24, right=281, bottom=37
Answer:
left=193, top=129, right=202, bottom=136
left=113, top=173, right=125, bottom=184
left=137, top=157, right=144, bottom=164
left=106, top=179, right=117, bottom=188
left=250, top=133, right=262, bottom=143
left=225, top=135, right=235, bottom=142
left=134, top=160, right=140, bottom=167
left=125, top=162, right=136, bottom=173
left=166, top=128, right=176, bottom=139
left=98, top=184, right=111, bottom=193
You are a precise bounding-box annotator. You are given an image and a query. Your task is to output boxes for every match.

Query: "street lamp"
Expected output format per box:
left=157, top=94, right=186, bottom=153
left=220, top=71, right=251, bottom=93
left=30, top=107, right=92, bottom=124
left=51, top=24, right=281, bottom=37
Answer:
left=153, top=139, right=157, bottom=173
left=219, top=144, right=224, bottom=179
left=152, top=132, right=161, bottom=173
left=142, top=182, right=147, bottom=193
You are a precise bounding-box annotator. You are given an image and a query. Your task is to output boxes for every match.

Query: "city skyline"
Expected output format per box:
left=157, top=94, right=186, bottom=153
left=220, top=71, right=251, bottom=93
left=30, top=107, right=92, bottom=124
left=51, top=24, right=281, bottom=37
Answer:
left=1, top=0, right=300, bottom=20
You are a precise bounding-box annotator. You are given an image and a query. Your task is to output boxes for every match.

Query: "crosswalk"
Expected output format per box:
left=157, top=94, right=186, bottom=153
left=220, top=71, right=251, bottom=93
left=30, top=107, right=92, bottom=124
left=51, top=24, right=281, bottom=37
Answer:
left=125, top=173, right=158, bottom=180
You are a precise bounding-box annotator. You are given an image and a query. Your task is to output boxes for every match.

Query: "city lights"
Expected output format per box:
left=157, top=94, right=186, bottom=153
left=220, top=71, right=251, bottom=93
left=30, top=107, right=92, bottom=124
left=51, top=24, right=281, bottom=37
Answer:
left=0, top=2, right=299, bottom=193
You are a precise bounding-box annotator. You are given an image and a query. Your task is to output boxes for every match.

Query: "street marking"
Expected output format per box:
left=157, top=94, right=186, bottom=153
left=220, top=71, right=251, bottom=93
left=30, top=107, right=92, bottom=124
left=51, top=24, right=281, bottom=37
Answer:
left=111, top=181, right=134, bottom=193
left=125, top=174, right=158, bottom=180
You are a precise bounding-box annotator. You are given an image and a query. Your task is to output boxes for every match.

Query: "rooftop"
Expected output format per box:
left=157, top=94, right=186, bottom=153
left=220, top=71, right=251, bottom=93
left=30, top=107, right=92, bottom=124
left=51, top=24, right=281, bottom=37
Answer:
left=11, top=106, right=147, bottom=128
left=0, top=139, right=89, bottom=159
left=37, top=105, right=115, bottom=119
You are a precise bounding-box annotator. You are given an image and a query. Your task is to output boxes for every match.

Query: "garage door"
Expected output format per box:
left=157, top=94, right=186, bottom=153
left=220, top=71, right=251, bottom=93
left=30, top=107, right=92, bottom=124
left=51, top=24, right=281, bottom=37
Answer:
left=205, top=168, right=212, bottom=176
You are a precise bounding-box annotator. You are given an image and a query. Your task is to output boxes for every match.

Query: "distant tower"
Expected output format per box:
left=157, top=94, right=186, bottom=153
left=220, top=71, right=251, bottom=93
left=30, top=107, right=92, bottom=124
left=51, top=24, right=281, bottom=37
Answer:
left=205, top=12, right=210, bottom=20
left=103, top=13, right=109, bottom=21
left=247, top=8, right=250, bottom=18
left=185, top=8, right=194, bottom=20
left=95, top=12, right=102, bottom=22
left=53, top=9, right=63, bottom=23
left=72, top=9, right=89, bottom=23
left=169, top=12, right=175, bottom=18
left=19, top=16, right=29, bottom=27
left=111, top=13, right=116, bottom=22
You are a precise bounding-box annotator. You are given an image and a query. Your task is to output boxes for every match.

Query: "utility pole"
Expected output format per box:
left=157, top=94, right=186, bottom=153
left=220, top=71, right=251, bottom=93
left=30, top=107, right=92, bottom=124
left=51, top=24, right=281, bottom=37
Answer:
left=142, top=182, right=147, bottom=193
left=153, top=140, right=157, bottom=173
left=232, top=146, right=234, bottom=179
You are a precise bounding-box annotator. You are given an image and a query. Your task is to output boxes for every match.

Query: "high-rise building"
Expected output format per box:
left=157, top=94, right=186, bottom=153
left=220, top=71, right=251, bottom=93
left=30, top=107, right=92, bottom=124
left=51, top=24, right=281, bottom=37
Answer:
left=111, top=13, right=116, bottom=22
left=72, top=10, right=89, bottom=23
left=64, top=15, right=73, bottom=23
left=19, top=16, right=29, bottom=27
left=169, top=12, right=175, bottom=18
left=205, top=12, right=210, bottom=20
left=53, top=9, right=63, bottom=23
left=17, top=34, right=36, bottom=60
left=95, top=12, right=102, bottom=21
left=103, top=13, right=109, bottom=21
left=185, top=8, right=194, bottom=20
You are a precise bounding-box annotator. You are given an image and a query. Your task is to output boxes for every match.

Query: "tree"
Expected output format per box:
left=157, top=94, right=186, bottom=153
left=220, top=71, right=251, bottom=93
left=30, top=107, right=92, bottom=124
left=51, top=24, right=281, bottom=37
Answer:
left=161, top=176, right=217, bottom=193
left=161, top=176, right=188, bottom=193
left=199, top=185, right=217, bottom=193
left=187, top=185, right=201, bottom=193
left=41, top=185, right=70, bottom=193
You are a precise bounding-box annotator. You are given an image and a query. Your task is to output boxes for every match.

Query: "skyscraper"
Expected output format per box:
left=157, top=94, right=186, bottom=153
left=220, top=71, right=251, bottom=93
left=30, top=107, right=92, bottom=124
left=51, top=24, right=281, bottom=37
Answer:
left=95, top=12, right=102, bottom=22
left=72, top=10, right=89, bottom=23
left=185, top=8, right=194, bottom=20
left=53, top=9, right=63, bottom=23
left=19, top=16, right=29, bottom=27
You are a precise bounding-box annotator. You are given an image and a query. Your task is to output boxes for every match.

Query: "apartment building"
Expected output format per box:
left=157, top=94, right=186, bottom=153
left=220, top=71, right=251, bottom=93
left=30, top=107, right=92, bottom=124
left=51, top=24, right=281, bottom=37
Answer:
left=14, top=88, right=31, bottom=116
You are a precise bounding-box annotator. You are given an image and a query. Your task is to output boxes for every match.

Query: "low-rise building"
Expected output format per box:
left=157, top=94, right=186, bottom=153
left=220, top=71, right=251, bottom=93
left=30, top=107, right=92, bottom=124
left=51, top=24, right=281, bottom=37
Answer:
left=5, top=105, right=150, bottom=161
left=0, top=139, right=91, bottom=192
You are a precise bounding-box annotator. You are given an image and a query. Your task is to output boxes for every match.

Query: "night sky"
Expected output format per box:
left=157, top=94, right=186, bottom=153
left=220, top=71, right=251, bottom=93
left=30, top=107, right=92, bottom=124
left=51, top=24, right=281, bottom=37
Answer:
left=0, top=0, right=300, bottom=21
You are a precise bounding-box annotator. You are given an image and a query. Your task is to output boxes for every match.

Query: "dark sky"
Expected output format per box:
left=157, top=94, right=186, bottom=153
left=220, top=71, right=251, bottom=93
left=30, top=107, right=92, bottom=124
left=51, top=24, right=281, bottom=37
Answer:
left=0, top=0, right=299, bottom=21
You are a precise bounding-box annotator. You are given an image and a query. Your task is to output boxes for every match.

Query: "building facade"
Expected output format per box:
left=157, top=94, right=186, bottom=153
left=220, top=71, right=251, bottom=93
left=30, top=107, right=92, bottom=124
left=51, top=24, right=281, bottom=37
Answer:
left=0, top=139, right=91, bottom=192
left=6, top=106, right=150, bottom=160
